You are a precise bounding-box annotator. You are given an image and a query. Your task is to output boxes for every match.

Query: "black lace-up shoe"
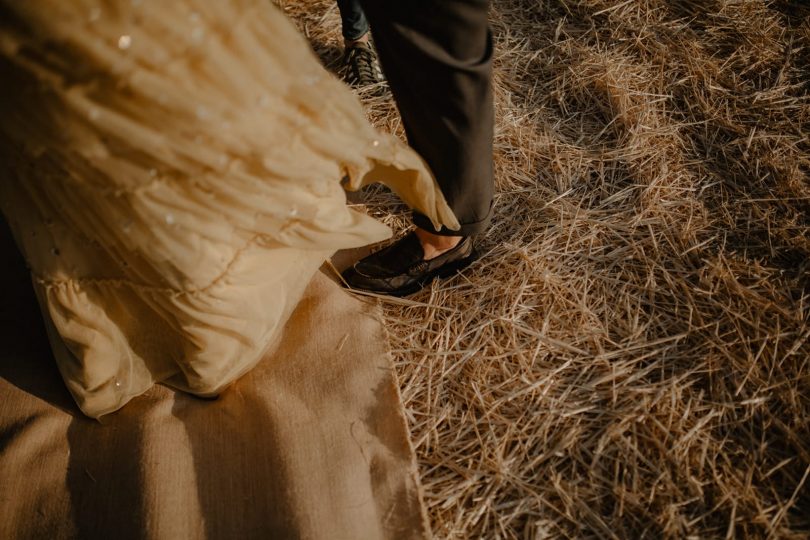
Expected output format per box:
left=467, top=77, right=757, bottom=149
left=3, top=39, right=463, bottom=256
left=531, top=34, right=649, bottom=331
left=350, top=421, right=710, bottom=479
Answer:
left=341, top=233, right=477, bottom=297
left=341, top=42, right=385, bottom=88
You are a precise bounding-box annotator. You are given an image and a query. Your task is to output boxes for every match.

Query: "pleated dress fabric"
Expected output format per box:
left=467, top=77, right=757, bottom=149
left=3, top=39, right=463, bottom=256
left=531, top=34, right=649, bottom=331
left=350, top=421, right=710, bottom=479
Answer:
left=0, top=221, right=431, bottom=539
left=0, top=0, right=458, bottom=418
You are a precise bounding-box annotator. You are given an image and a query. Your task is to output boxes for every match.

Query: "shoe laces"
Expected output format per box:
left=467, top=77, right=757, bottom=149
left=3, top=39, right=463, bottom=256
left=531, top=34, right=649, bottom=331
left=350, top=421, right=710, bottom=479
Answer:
left=344, top=45, right=381, bottom=86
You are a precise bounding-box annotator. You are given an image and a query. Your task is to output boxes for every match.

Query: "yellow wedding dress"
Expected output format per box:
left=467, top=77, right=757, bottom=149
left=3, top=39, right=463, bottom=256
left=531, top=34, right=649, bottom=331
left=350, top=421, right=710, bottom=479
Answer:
left=0, top=0, right=458, bottom=417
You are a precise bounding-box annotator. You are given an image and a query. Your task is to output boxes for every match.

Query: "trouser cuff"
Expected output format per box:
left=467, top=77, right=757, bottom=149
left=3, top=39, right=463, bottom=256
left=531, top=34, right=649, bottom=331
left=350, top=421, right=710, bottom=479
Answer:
left=412, top=201, right=493, bottom=237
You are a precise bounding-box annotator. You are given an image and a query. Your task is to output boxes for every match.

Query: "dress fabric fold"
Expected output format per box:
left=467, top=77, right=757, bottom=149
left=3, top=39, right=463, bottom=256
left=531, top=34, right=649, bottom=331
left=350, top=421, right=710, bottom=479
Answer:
left=0, top=0, right=458, bottom=417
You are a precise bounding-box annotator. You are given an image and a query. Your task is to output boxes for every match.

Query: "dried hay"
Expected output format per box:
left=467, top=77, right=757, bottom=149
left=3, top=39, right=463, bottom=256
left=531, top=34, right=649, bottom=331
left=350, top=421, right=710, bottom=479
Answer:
left=282, top=0, right=809, bottom=537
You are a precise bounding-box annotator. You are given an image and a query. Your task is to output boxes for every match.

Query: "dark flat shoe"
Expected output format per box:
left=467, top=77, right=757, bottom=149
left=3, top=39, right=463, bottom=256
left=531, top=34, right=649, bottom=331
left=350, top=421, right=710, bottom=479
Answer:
left=341, top=232, right=477, bottom=297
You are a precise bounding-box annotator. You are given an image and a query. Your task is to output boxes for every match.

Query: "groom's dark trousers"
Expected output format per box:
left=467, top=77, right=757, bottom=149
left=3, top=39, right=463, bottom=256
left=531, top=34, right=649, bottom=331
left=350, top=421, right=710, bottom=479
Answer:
left=359, top=0, right=494, bottom=236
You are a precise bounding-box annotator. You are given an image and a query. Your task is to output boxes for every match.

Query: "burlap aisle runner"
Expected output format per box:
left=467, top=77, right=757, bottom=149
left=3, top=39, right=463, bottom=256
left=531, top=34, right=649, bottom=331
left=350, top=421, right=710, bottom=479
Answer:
left=0, top=224, right=429, bottom=540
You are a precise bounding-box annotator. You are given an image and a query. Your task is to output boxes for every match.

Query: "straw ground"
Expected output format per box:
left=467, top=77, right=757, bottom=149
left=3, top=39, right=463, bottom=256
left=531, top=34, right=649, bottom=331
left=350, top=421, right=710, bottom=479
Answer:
left=284, top=0, right=810, bottom=537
